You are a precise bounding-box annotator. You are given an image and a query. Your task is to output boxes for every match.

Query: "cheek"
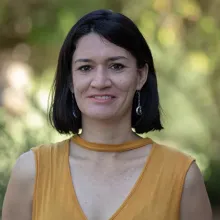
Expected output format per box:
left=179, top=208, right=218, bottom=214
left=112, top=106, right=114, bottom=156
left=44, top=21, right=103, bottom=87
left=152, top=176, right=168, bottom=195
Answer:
left=115, top=75, right=138, bottom=92
left=72, top=74, right=90, bottom=94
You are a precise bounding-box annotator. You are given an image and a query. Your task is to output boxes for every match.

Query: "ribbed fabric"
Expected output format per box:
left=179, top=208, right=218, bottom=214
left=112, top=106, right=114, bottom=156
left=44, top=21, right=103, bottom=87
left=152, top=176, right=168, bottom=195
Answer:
left=31, top=137, right=194, bottom=220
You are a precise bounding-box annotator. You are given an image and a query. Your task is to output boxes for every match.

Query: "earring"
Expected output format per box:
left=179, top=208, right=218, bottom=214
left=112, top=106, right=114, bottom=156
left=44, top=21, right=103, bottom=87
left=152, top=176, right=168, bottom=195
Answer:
left=72, top=93, right=78, bottom=118
left=136, top=90, right=142, bottom=116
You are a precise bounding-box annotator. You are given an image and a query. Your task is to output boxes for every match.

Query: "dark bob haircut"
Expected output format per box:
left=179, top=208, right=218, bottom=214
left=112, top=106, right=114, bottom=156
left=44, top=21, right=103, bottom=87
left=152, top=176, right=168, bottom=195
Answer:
left=49, top=9, right=163, bottom=134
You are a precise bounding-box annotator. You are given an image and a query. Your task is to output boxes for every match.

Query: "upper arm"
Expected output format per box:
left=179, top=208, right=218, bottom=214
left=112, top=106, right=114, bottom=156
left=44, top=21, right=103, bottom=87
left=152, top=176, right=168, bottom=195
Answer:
left=2, top=150, right=36, bottom=220
left=180, top=162, right=212, bottom=220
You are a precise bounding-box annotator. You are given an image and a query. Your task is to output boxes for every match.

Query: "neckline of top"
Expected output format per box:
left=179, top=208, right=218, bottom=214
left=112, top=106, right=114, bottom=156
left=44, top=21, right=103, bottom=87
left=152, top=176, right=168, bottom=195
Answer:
left=71, top=135, right=153, bottom=152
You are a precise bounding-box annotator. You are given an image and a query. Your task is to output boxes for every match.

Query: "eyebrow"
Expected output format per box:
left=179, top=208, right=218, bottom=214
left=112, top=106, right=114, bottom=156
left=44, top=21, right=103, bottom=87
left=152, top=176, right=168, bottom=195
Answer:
left=74, top=56, right=128, bottom=63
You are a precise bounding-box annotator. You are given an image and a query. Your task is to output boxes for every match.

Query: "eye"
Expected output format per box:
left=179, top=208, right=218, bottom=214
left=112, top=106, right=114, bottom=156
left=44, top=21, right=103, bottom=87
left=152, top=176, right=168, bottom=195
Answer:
left=78, top=65, right=92, bottom=72
left=110, top=63, right=125, bottom=71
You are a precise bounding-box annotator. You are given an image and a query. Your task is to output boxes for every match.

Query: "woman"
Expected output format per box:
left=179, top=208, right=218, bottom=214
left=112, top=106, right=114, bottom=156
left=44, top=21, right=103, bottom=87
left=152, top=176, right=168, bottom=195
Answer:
left=2, top=9, right=212, bottom=220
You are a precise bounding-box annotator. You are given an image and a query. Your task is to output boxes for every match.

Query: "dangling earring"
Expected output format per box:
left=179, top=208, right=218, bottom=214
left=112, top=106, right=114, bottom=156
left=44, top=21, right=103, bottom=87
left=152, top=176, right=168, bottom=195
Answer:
left=136, top=90, right=142, bottom=116
left=72, top=93, right=78, bottom=118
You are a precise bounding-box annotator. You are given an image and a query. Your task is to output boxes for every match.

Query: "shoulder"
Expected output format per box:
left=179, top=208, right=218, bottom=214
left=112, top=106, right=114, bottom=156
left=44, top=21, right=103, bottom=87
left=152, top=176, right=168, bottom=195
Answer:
left=9, top=138, right=69, bottom=183
left=11, top=150, right=36, bottom=183
left=152, top=142, right=194, bottom=166
left=152, top=142, right=195, bottom=182
left=183, top=162, right=203, bottom=186
left=2, top=151, right=36, bottom=219
left=180, top=162, right=212, bottom=220
left=149, top=142, right=196, bottom=187
left=31, top=138, right=69, bottom=155
left=152, top=142, right=212, bottom=219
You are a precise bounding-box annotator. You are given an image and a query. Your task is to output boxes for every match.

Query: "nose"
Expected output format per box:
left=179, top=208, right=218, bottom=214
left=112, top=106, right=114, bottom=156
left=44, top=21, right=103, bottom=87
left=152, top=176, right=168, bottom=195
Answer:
left=90, top=66, right=112, bottom=89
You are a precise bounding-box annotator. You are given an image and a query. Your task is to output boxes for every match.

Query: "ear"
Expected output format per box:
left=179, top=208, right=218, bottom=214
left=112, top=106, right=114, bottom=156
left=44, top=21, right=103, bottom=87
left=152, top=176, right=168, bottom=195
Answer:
left=136, top=64, right=148, bottom=90
left=68, top=74, right=74, bottom=93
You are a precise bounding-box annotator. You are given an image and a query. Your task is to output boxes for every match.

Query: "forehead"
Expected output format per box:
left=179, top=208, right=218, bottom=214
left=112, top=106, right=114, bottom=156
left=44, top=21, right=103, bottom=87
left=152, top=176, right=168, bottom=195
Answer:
left=73, top=33, right=131, bottom=60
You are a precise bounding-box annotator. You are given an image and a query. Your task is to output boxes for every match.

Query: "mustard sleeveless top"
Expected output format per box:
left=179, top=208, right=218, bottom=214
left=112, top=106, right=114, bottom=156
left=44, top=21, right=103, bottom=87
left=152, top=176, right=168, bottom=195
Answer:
left=31, top=136, right=194, bottom=220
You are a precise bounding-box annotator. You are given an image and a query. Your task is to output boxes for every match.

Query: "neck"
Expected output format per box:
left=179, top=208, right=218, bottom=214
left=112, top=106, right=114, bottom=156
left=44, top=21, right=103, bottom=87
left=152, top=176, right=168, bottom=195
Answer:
left=80, top=116, right=141, bottom=145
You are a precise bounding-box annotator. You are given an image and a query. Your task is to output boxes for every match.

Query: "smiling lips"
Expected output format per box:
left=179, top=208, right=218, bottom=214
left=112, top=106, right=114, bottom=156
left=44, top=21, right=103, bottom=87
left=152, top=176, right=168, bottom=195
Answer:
left=88, top=95, right=116, bottom=103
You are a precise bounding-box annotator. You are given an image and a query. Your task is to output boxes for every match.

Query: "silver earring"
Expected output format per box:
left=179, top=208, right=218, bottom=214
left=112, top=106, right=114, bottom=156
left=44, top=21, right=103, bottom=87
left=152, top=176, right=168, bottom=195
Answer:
left=72, top=93, right=77, bottom=118
left=136, top=90, right=142, bottom=116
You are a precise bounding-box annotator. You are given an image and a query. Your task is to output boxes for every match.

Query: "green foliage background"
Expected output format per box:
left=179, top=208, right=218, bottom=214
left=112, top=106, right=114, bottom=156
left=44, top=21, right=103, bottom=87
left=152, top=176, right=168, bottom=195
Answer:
left=0, top=0, right=220, bottom=217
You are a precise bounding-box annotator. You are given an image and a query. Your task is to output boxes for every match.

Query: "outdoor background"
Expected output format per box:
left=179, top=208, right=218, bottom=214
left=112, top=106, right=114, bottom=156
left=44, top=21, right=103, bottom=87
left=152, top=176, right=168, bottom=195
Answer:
left=0, top=0, right=219, bottom=218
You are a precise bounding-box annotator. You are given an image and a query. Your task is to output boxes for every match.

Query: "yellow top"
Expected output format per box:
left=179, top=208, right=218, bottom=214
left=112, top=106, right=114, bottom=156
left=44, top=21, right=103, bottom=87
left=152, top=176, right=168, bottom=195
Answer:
left=31, top=136, right=194, bottom=220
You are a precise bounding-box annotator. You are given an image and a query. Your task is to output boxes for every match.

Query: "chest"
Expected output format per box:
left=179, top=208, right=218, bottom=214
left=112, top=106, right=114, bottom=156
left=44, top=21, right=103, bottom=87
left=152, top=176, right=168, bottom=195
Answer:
left=68, top=155, right=148, bottom=220
left=32, top=142, right=185, bottom=220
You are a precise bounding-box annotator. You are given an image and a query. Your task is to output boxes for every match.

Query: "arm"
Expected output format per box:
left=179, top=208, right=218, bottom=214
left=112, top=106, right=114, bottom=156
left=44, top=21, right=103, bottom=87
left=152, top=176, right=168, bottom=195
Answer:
left=2, top=150, right=36, bottom=220
left=180, top=162, right=212, bottom=220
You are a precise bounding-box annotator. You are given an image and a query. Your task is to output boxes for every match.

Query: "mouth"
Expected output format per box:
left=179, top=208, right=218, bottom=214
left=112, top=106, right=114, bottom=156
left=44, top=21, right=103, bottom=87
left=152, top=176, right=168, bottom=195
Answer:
left=88, top=95, right=116, bottom=102
left=90, top=95, right=115, bottom=99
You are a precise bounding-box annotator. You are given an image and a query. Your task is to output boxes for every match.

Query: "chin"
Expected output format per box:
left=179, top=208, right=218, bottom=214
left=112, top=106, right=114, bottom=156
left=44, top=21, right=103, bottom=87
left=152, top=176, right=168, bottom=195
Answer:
left=84, top=111, right=117, bottom=121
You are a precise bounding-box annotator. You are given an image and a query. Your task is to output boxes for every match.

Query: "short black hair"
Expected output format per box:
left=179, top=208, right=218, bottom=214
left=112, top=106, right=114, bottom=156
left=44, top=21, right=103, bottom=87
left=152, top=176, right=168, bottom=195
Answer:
left=49, top=9, right=164, bottom=134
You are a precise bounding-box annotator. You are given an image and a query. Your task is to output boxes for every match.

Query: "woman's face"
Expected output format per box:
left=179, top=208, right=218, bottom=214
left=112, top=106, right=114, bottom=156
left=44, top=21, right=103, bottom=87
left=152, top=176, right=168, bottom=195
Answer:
left=71, top=33, right=147, bottom=121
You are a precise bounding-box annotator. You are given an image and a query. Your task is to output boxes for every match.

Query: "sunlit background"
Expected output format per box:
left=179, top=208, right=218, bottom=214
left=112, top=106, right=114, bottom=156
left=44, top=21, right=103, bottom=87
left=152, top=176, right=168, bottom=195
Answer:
left=0, top=0, right=219, bottom=218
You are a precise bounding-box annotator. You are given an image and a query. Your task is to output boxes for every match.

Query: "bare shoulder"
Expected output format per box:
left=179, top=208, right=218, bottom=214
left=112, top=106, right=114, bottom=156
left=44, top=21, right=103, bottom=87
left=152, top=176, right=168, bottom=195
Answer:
left=2, top=150, right=36, bottom=220
left=14, top=150, right=35, bottom=175
left=180, top=162, right=212, bottom=220
left=9, top=150, right=36, bottom=185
